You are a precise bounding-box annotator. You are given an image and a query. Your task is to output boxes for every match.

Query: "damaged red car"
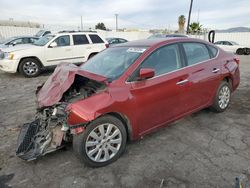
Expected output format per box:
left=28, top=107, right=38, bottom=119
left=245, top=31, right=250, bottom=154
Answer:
left=16, top=38, right=240, bottom=167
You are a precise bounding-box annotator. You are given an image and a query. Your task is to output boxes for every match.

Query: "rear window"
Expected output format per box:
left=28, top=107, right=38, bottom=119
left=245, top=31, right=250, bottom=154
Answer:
left=73, top=35, right=89, bottom=45
left=207, top=45, right=218, bottom=57
left=89, top=34, right=104, bottom=44
left=183, top=42, right=210, bottom=66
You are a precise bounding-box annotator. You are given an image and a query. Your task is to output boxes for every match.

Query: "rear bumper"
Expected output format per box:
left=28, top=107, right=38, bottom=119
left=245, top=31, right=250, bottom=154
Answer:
left=0, top=59, right=19, bottom=73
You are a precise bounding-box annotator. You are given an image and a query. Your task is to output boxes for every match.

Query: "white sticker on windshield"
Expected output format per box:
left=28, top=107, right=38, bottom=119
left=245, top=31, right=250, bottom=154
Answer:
left=127, top=48, right=146, bottom=53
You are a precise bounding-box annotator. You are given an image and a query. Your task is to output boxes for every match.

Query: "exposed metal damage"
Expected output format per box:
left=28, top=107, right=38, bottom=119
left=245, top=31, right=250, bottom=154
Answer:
left=16, top=64, right=107, bottom=161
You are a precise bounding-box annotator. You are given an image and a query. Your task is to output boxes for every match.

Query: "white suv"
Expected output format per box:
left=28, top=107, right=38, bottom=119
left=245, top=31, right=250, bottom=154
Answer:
left=0, top=31, right=108, bottom=77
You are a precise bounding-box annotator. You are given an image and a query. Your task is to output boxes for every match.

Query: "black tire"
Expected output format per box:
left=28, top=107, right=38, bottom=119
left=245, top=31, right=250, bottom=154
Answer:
left=18, top=58, right=41, bottom=77
left=244, top=48, right=250, bottom=55
left=73, top=115, right=127, bottom=167
left=211, top=81, right=232, bottom=113
left=236, top=48, right=244, bottom=55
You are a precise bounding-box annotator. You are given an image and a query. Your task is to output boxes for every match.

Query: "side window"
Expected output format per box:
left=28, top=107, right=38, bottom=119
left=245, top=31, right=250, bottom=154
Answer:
left=110, top=39, right=118, bottom=44
left=89, top=34, right=104, bottom=43
left=207, top=45, right=218, bottom=58
left=54, top=35, right=70, bottom=47
left=30, top=38, right=38, bottom=43
left=119, top=39, right=127, bottom=43
left=22, top=38, right=31, bottom=44
left=131, top=44, right=182, bottom=80
left=73, top=35, right=89, bottom=45
left=214, top=41, right=221, bottom=45
left=183, top=43, right=210, bottom=66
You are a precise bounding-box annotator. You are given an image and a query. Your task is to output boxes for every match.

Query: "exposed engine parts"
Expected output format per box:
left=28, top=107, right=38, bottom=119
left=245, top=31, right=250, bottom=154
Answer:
left=62, top=75, right=106, bottom=103
left=16, top=75, right=106, bottom=161
left=16, top=103, right=69, bottom=160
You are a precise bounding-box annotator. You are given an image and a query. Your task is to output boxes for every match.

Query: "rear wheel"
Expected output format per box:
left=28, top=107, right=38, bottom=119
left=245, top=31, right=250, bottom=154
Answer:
left=73, top=115, right=127, bottom=167
left=19, top=58, right=41, bottom=77
left=244, top=48, right=250, bottom=55
left=236, top=48, right=244, bottom=55
left=211, top=81, right=231, bottom=112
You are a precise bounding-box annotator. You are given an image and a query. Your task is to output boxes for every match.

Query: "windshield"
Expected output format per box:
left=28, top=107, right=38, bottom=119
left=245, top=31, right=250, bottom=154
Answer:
left=33, top=35, right=55, bottom=46
left=0, top=37, right=16, bottom=44
left=80, top=47, right=146, bottom=81
left=231, top=41, right=239, bottom=45
left=35, top=30, right=45, bottom=37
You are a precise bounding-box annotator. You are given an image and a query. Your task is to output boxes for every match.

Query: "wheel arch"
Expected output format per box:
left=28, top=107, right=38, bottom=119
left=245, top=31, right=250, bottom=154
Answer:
left=104, top=112, right=133, bottom=141
left=88, top=52, right=98, bottom=60
left=18, top=56, right=44, bottom=72
left=222, top=76, right=232, bottom=85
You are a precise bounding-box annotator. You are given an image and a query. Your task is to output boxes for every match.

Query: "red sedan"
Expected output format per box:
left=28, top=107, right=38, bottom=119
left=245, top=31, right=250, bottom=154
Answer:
left=16, top=38, right=240, bottom=167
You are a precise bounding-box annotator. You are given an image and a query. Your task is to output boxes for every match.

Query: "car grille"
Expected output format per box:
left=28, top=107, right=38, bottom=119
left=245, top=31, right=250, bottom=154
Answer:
left=16, top=120, right=40, bottom=155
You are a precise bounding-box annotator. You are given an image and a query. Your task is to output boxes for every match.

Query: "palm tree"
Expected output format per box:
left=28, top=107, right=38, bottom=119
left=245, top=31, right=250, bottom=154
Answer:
left=189, top=22, right=202, bottom=34
left=178, top=15, right=186, bottom=34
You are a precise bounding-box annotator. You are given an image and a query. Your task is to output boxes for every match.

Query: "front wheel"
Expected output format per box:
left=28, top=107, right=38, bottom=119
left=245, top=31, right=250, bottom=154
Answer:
left=211, top=81, right=231, bottom=112
left=18, top=58, right=41, bottom=77
left=73, top=115, right=127, bottom=167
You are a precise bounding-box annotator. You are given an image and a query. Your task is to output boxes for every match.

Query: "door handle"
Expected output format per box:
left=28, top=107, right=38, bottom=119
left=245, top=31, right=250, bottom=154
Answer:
left=212, top=68, right=220, bottom=73
left=176, top=79, right=189, bottom=85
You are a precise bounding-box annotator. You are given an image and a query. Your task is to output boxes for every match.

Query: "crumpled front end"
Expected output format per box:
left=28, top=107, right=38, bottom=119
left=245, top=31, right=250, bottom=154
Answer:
left=16, top=103, right=69, bottom=160
left=16, top=63, right=107, bottom=161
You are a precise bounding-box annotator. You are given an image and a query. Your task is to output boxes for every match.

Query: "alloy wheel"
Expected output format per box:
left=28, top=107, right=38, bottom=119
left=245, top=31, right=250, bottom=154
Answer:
left=85, top=123, right=122, bottom=163
left=218, top=85, right=230, bottom=109
left=23, top=61, right=39, bottom=76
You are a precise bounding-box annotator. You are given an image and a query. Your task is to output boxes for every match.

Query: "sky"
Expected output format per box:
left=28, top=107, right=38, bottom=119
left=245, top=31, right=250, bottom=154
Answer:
left=0, top=0, right=250, bottom=30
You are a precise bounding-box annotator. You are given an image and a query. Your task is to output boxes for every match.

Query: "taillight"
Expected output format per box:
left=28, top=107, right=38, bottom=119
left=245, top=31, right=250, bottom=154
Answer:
left=234, top=57, right=240, bottom=65
left=105, top=44, right=109, bottom=48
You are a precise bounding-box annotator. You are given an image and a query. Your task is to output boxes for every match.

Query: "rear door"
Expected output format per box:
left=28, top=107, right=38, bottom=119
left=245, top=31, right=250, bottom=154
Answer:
left=180, top=42, right=221, bottom=111
left=127, top=44, right=188, bottom=134
left=88, top=34, right=106, bottom=52
left=72, top=34, right=91, bottom=63
left=45, top=35, right=74, bottom=66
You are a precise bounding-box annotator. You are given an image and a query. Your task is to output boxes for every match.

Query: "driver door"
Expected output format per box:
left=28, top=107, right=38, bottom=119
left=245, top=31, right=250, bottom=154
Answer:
left=128, top=44, right=188, bottom=135
left=45, top=35, right=74, bottom=66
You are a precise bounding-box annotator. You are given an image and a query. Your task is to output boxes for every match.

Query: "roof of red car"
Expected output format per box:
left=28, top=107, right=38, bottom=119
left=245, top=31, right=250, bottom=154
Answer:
left=114, top=37, right=209, bottom=47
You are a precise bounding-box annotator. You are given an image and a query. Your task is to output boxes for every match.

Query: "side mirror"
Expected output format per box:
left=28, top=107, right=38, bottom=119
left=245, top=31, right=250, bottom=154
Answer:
left=49, top=42, right=57, bottom=48
left=11, top=41, right=17, bottom=46
left=139, top=68, right=155, bottom=80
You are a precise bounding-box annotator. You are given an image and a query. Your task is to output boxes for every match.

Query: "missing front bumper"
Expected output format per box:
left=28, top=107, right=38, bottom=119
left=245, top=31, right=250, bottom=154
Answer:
left=16, top=120, right=40, bottom=161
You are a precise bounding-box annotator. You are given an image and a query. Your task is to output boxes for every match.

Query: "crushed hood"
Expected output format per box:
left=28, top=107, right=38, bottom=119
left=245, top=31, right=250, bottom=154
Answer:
left=37, top=63, right=107, bottom=108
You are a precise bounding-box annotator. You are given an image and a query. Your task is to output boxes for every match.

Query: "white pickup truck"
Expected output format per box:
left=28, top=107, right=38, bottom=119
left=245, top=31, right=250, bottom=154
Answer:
left=0, top=31, right=108, bottom=77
